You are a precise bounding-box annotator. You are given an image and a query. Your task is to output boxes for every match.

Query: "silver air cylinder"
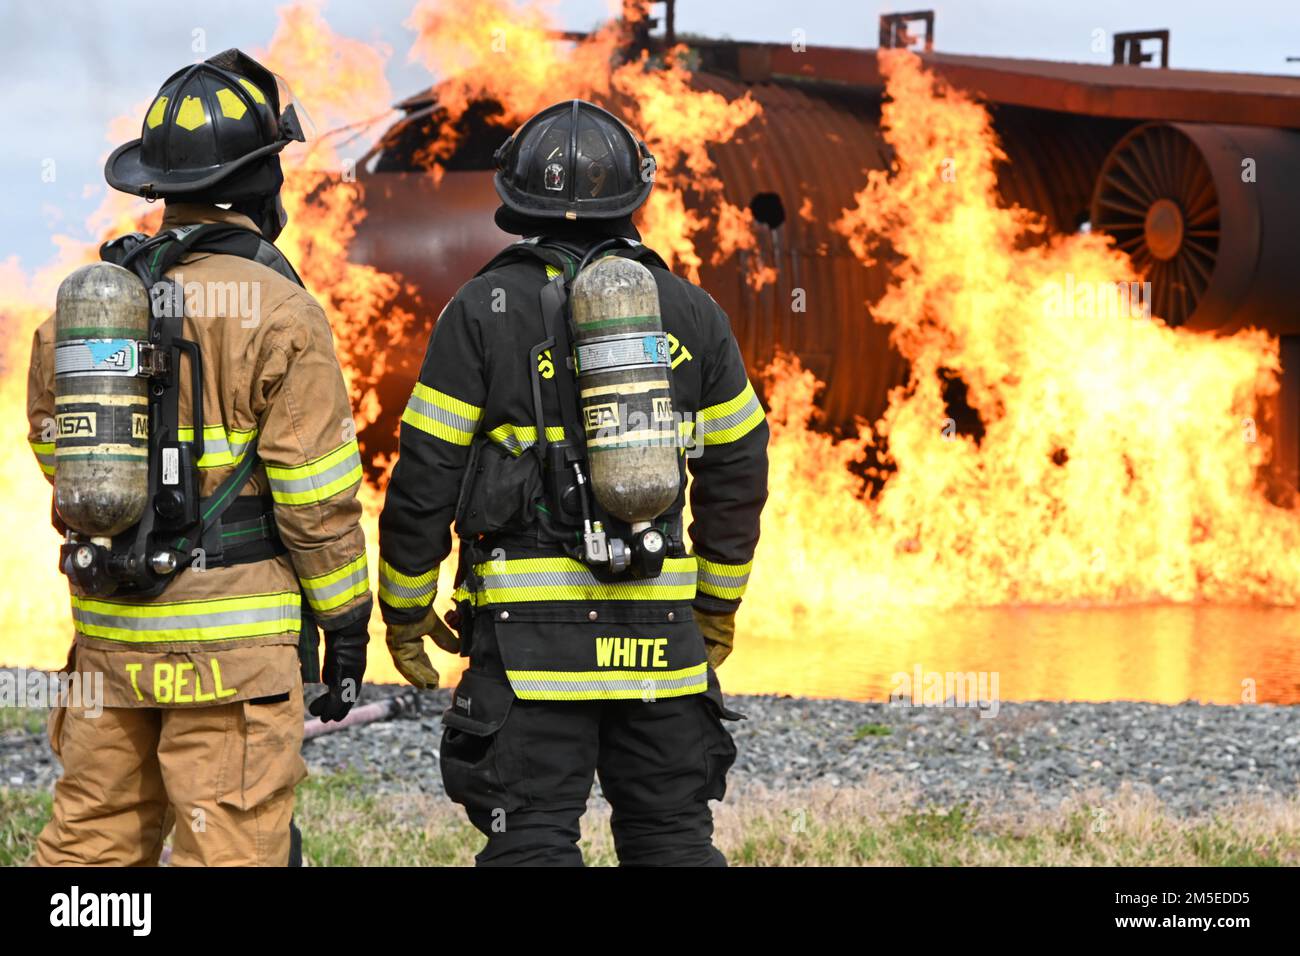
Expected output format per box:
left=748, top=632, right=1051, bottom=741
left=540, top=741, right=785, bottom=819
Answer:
left=570, top=255, right=680, bottom=524
left=53, top=262, right=150, bottom=537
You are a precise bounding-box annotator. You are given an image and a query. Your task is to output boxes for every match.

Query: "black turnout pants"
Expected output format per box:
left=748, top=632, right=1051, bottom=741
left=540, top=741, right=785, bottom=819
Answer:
left=439, top=638, right=740, bottom=866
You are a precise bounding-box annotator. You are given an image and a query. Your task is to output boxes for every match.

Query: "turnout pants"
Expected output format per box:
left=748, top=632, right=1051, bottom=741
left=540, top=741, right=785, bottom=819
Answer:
left=35, top=684, right=306, bottom=867
left=441, top=650, right=740, bottom=867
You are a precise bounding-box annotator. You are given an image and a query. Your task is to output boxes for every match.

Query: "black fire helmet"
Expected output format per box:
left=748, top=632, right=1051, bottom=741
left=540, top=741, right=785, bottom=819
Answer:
left=105, top=49, right=309, bottom=202
left=493, top=99, right=655, bottom=221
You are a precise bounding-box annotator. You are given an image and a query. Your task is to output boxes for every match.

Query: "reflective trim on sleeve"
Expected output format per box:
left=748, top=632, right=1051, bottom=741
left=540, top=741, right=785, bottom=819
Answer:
left=300, top=553, right=369, bottom=614
left=486, top=422, right=567, bottom=457
left=505, top=662, right=708, bottom=701
left=70, top=590, right=301, bottom=644
left=402, top=382, right=482, bottom=446
left=177, top=424, right=257, bottom=469
left=265, top=439, right=363, bottom=506
left=698, top=380, right=764, bottom=445
left=467, top=556, right=697, bottom=605
left=378, top=558, right=436, bottom=609
left=29, top=439, right=55, bottom=476
left=695, top=555, right=753, bottom=601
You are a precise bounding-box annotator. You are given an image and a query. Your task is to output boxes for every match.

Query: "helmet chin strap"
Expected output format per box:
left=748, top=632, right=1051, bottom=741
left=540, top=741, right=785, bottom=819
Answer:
left=232, top=194, right=288, bottom=243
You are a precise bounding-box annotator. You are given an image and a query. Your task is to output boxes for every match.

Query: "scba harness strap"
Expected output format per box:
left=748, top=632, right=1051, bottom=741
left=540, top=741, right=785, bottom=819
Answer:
left=463, top=238, right=686, bottom=572
left=71, top=223, right=303, bottom=596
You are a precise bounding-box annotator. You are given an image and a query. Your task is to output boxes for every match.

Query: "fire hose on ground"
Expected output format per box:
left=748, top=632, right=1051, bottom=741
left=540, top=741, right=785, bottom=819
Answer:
left=303, top=687, right=422, bottom=740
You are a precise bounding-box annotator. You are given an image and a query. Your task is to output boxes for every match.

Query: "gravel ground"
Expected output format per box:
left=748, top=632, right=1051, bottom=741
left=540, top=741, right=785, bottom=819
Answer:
left=4, top=674, right=1299, bottom=814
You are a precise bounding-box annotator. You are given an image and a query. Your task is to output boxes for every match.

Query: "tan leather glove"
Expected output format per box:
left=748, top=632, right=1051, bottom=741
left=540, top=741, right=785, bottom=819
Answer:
left=385, top=605, right=461, bottom=689
left=694, top=608, right=736, bottom=669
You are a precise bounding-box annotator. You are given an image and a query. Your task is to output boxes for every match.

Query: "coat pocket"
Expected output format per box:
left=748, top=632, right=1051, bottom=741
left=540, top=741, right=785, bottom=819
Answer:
left=454, top=436, right=544, bottom=537
left=440, top=669, right=523, bottom=815
left=696, top=669, right=740, bottom=802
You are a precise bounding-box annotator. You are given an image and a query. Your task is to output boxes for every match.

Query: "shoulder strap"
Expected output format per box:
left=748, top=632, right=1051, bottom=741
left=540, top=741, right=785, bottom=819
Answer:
left=97, top=222, right=298, bottom=594
left=109, top=222, right=305, bottom=288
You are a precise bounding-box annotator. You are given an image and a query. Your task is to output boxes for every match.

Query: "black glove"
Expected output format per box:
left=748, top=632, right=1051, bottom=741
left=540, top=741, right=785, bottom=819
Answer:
left=309, top=613, right=369, bottom=722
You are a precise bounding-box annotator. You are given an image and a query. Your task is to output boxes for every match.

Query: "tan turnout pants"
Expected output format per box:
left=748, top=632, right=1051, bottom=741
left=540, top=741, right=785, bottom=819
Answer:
left=35, top=684, right=306, bottom=867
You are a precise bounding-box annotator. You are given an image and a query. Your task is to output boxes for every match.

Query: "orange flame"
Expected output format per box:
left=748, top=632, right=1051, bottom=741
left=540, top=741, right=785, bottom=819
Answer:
left=7, top=12, right=1296, bottom=704
left=740, top=50, right=1300, bottom=637
left=403, top=0, right=762, bottom=280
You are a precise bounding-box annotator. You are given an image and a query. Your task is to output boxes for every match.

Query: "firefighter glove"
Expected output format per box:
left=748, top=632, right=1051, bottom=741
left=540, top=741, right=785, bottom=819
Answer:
left=694, top=608, right=736, bottom=669
left=385, top=605, right=458, bottom=689
left=311, top=615, right=368, bottom=722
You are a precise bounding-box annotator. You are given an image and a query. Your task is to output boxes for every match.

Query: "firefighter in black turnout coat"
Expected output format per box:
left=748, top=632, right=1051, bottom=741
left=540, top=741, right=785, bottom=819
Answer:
left=378, top=100, right=768, bottom=865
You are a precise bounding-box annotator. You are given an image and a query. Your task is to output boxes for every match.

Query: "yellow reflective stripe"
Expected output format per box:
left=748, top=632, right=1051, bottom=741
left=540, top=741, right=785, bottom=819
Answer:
left=468, top=556, right=697, bottom=604
left=506, top=663, right=708, bottom=701
left=699, top=380, right=764, bottom=445
left=29, top=439, right=55, bottom=476
left=486, top=423, right=567, bottom=456
left=300, top=554, right=369, bottom=613
left=265, top=440, right=362, bottom=506
left=402, top=382, right=482, bottom=446
left=177, top=424, right=258, bottom=469
left=695, top=555, right=753, bottom=600
left=70, top=591, right=301, bottom=643
left=378, top=557, right=436, bottom=608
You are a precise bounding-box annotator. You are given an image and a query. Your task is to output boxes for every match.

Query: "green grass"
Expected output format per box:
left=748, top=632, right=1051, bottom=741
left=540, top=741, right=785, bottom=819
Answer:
left=0, top=708, right=48, bottom=736
left=852, top=722, right=893, bottom=740
left=0, top=788, right=51, bottom=866
left=4, top=775, right=1299, bottom=866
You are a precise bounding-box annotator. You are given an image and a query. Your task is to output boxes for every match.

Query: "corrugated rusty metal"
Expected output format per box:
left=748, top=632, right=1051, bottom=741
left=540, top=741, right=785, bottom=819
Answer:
left=348, top=168, right=508, bottom=471
left=689, top=76, right=900, bottom=428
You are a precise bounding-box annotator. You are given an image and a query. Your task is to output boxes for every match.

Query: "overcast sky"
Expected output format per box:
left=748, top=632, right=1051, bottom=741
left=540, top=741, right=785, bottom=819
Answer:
left=1, top=0, right=1296, bottom=269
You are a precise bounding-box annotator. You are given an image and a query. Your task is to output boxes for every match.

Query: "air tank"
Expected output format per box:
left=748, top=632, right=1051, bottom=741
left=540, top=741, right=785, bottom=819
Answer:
left=570, top=254, right=680, bottom=525
left=53, top=262, right=150, bottom=538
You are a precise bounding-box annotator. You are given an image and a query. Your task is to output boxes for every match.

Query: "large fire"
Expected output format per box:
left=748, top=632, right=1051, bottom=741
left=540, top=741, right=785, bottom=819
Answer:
left=2, top=6, right=1298, bottom=701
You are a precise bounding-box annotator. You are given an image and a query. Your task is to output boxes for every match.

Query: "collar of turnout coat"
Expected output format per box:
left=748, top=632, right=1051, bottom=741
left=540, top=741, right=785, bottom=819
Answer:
left=160, top=202, right=262, bottom=236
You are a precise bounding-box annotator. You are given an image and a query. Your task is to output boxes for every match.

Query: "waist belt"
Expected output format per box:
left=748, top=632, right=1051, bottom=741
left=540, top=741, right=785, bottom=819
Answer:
left=197, top=494, right=284, bottom=568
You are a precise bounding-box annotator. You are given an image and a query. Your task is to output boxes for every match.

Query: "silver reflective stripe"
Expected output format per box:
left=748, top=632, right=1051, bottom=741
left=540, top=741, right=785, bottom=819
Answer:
left=71, top=602, right=293, bottom=633
left=508, top=671, right=708, bottom=695
left=702, top=391, right=762, bottom=438
left=188, top=430, right=254, bottom=464
left=304, top=564, right=369, bottom=605
left=480, top=567, right=697, bottom=589
left=378, top=571, right=434, bottom=601
left=268, top=449, right=360, bottom=497
left=492, top=430, right=528, bottom=455
left=699, top=565, right=750, bottom=588
left=407, top=390, right=479, bottom=436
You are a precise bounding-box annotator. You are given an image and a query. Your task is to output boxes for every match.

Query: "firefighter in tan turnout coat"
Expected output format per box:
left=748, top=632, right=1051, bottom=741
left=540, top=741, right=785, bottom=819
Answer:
left=27, top=51, right=370, bottom=866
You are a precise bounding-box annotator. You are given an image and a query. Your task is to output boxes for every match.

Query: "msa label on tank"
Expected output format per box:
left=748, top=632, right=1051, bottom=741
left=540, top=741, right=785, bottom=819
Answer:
left=53, top=405, right=149, bottom=445
left=575, top=332, right=670, bottom=375
left=56, top=411, right=96, bottom=437
left=53, top=338, right=140, bottom=377
left=584, top=402, right=620, bottom=430
left=161, top=447, right=179, bottom=486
